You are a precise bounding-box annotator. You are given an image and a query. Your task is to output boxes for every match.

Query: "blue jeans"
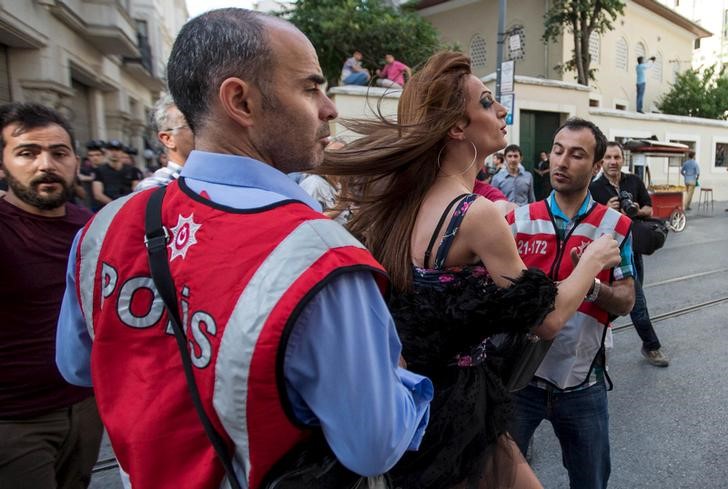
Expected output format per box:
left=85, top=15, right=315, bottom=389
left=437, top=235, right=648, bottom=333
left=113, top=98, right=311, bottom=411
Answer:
left=636, top=83, right=646, bottom=112
left=630, top=253, right=661, bottom=351
left=511, top=383, right=611, bottom=489
left=343, top=72, right=369, bottom=86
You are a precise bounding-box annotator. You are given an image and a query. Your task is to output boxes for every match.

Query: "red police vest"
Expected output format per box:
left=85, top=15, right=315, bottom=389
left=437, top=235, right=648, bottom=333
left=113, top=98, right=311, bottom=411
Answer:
left=75, top=180, right=387, bottom=489
left=507, top=200, right=632, bottom=389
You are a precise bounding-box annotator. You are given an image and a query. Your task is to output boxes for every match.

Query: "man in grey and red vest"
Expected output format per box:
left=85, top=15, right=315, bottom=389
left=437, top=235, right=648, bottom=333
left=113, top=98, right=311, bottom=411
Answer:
left=507, top=118, right=636, bottom=489
left=55, top=9, right=432, bottom=489
left=0, top=102, right=103, bottom=488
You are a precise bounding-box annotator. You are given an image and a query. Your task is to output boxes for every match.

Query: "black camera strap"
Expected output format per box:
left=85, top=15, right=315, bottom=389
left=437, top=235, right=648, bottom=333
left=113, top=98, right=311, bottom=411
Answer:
left=144, top=185, right=243, bottom=489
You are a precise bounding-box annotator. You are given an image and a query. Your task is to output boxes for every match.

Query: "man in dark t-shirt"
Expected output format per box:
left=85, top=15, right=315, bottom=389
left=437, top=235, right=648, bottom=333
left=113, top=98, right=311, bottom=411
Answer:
left=92, top=139, right=139, bottom=207
left=0, top=102, right=102, bottom=487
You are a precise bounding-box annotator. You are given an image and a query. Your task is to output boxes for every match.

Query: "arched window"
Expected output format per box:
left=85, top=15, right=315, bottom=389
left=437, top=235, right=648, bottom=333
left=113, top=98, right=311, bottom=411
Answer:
left=653, top=51, right=663, bottom=81
left=635, top=42, right=647, bottom=63
left=470, top=34, right=488, bottom=68
left=589, top=31, right=600, bottom=65
left=616, top=37, right=628, bottom=71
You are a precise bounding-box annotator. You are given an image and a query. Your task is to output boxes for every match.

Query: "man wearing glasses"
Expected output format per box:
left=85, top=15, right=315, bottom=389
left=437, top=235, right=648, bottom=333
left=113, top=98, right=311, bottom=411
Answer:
left=135, top=94, right=194, bottom=191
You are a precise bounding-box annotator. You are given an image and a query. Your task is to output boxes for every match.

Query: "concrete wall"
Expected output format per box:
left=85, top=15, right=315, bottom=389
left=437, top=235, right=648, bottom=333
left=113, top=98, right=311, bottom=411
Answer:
left=327, top=86, right=400, bottom=140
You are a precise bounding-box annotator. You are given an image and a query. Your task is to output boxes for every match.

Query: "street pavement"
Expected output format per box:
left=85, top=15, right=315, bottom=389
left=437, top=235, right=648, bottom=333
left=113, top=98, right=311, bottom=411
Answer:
left=91, top=202, right=728, bottom=489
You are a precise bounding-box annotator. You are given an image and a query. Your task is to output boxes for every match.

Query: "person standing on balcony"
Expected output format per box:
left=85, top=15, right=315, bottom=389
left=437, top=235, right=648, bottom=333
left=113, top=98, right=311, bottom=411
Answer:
left=635, top=55, right=656, bottom=113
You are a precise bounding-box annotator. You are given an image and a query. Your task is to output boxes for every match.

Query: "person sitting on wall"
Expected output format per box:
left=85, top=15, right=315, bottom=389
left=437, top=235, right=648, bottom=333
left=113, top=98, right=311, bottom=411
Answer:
left=376, top=54, right=411, bottom=89
left=341, top=50, right=370, bottom=86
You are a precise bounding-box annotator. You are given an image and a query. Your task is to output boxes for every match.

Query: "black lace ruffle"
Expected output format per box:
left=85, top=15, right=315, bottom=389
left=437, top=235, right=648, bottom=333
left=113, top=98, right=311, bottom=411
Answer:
left=388, top=268, right=557, bottom=489
left=389, top=268, right=557, bottom=377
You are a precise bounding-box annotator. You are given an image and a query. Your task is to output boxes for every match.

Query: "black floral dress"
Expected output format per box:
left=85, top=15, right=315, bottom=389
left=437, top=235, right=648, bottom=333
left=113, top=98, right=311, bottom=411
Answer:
left=388, top=194, right=558, bottom=489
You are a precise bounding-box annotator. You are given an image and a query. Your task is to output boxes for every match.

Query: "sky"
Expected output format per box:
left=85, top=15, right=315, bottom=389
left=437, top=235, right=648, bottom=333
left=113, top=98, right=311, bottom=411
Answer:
left=186, top=0, right=255, bottom=17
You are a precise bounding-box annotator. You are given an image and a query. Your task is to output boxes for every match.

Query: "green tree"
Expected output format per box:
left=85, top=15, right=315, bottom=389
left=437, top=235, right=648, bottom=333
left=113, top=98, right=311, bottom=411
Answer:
left=280, top=0, right=441, bottom=87
left=543, top=0, right=626, bottom=85
left=657, top=65, right=728, bottom=120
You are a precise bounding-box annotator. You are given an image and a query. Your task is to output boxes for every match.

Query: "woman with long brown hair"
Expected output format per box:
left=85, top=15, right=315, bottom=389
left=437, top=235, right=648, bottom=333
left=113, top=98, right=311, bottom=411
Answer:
left=319, top=51, right=620, bottom=488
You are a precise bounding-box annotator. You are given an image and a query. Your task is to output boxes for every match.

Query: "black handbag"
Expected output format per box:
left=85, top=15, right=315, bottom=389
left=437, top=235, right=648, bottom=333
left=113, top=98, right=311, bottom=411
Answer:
left=489, top=333, right=553, bottom=393
left=144, top=185, right=393, bottom=489
left=631, top=217, right=669, bottom=255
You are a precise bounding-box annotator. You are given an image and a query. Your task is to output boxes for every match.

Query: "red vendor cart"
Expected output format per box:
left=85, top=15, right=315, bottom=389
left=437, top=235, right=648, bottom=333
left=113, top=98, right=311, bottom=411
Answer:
left=622, top=139, right=690, bottom=232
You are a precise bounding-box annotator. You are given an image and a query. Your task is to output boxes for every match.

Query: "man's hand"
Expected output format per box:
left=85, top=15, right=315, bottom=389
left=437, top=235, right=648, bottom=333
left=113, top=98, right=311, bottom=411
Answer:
left=606, top=196, right=620, bottom=211
left=570, top=234, right=621, bottom=271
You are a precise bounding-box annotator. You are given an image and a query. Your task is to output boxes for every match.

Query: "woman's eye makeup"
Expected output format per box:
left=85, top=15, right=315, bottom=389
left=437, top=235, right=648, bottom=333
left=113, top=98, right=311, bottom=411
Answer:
left=480, top=96, right=494, bottom=109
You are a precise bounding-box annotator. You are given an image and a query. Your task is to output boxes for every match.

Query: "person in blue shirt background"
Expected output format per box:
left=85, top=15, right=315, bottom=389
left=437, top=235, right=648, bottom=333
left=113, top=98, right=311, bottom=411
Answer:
left=680, top=151, right=700, bottom=210
left=635, top=55, right=655, bottom=113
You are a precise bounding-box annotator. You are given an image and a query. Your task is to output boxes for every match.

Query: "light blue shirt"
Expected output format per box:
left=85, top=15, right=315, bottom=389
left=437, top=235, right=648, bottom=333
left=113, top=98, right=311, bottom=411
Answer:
left=636, top=61, right=651, bottom=84
left=56, top=150, right=432, bottom=477
left=547, top=191, right=634, bottom=281
left=680, top=159, right=700, bottom=183
left=491, top=164, right=535, bottom=205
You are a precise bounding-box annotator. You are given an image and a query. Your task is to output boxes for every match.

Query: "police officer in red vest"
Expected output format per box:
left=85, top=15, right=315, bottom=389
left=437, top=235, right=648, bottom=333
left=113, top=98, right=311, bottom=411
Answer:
left=56, top=9, right=432, bottom=489
left=507, top=118, right=636, bottom=489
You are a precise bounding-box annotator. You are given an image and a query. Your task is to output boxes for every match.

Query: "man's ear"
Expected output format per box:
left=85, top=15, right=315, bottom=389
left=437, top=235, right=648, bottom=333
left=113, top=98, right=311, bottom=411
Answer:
left=157, top=131, right=175, bottom=151
left=219, top=77, right=256, bottom=129
left=593, top=159, right=603, bottom=177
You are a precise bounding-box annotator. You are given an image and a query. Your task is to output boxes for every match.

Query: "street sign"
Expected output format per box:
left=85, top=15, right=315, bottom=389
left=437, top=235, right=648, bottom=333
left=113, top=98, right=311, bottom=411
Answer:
left=501, top=60, right=515, bottom=94
left=501, top=93, right=514, bottom=125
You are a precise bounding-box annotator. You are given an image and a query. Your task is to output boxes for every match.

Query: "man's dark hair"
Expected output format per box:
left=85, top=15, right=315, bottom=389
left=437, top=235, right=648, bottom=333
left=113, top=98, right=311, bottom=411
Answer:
left=166, top=8, right=274, bottom=133
left=0, top=102, right=76, bottom=157
left=554, top=117, right=607, bottom=164
left=504, top=144, right=522, bottom=156
left=606, top=141, right=625, bottom=158
left=637, top=56, right=644, bottom=64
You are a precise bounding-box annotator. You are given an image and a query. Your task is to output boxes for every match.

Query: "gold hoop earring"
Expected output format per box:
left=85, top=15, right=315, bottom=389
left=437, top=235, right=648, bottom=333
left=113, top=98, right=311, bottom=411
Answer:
left=437, top=140, right=478, bottom=177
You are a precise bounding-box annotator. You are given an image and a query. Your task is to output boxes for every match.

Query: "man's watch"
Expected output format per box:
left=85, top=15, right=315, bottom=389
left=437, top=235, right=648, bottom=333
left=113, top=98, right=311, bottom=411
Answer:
left=585, top=278, right=601, bottom=302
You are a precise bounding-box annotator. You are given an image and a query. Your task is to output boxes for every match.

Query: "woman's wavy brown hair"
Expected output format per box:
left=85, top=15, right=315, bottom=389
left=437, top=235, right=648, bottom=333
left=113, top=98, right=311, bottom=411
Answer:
left=317, top=51, right=474, bottom=291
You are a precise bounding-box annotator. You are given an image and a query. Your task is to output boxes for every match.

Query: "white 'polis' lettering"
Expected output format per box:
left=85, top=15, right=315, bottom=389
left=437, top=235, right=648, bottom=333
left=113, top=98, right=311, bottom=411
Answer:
left=102, top=263, right=217, bottom=369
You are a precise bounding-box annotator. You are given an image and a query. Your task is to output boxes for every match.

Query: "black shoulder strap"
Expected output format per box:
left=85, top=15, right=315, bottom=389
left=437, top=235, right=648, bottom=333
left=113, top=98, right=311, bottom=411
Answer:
left=423, top=193, right=468, bottom=269
left=144, top=186, right=243, bottom=489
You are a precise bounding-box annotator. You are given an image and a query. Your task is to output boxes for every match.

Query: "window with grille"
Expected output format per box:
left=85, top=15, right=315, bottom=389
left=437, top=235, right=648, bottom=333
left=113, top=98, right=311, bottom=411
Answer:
left=470, top=35, right=488, bottom=68
left=616, top=38, right=628, bottom=70
left=653, top=52, right=663, bottom=81
left=635, top=42, right=646, bottom=61
left=589, top=31, right=600, bottom=64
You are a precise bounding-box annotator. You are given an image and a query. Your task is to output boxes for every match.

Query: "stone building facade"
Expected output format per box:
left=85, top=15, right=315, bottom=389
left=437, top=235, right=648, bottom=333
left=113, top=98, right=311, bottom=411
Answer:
left=0, top=0, right=188, bottom=163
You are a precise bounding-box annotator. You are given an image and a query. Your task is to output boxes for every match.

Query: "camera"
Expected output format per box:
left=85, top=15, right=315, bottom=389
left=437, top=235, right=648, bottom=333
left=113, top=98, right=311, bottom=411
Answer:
left=618, top=191, right=639, bottom=217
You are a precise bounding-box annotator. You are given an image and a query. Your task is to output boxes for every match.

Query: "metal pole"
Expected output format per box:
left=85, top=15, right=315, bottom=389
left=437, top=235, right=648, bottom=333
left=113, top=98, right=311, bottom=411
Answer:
left=495, top=0, right=506, bottom=101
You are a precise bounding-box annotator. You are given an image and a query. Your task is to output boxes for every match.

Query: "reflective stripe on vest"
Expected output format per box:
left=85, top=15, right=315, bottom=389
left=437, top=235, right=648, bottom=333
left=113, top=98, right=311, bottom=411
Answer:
left=77, top=193, right=135, bottom=339
left=511, top=200, right=631, bottom=389
left=214, top=218, right=367, bottom=486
